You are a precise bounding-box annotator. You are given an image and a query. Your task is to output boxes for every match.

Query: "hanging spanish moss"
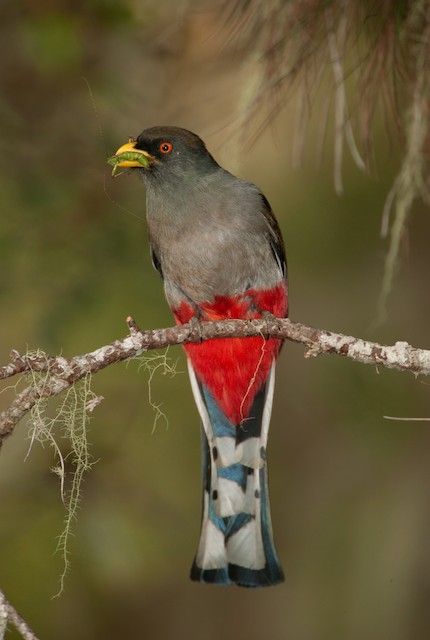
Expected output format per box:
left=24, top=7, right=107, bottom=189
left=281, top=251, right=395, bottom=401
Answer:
left=220, top=0, right=430, bottom=318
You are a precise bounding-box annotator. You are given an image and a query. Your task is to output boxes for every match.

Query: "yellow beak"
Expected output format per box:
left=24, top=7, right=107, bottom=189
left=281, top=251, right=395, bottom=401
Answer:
left=107, top=139, right=153, bottom=175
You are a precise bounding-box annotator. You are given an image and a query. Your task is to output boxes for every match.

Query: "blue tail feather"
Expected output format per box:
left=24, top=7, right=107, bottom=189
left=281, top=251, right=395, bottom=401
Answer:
left=188, top=362, right=284, bottom=588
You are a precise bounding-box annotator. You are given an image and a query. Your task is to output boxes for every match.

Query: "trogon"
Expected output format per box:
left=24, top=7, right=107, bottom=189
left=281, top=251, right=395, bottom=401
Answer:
left=112, top=127, right=288, bottom=587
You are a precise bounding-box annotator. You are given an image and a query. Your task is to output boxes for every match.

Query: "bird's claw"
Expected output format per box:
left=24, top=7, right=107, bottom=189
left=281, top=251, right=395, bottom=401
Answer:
left=261, top=310, right=276, bottom=320
left=260, top=310, right=278, bottom=339
left=188, top=315, right=203, bottom=344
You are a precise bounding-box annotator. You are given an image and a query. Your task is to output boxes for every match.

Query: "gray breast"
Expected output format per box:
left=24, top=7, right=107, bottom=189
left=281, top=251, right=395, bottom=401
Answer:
left=146, top=172, right=282, bottom=308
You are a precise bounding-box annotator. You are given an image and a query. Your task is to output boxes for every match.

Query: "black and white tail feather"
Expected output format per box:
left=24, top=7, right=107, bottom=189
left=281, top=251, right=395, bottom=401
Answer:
left=188, top=361, right=284, bottom=587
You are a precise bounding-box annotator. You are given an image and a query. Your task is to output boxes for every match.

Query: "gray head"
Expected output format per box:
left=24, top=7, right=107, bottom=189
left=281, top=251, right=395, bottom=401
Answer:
left=112, top=126, right=220, bottom=185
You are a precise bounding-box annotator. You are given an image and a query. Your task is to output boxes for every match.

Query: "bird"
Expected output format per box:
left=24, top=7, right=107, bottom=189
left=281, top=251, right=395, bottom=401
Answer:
left=111, top=126, right=288, bottom=587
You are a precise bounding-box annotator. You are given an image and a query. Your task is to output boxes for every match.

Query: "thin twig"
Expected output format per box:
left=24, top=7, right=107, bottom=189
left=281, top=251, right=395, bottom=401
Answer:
left=0, top=589, right=40, bottom=640
left=383, top=416, right=430, bottom=421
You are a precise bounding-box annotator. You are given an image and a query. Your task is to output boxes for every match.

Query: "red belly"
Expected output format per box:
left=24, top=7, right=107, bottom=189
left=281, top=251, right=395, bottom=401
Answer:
left=173, top=282, right=288, bottom=425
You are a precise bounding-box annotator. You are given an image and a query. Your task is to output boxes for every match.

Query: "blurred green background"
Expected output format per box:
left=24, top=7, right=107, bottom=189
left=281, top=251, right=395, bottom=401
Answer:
left=1, top=2, right=430, bottom=639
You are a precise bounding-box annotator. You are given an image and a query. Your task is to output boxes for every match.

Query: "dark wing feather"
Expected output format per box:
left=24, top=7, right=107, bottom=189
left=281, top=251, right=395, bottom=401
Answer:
left=260, top=194, right=287, bottom=281
left=151, top=246, right=164, bottom=280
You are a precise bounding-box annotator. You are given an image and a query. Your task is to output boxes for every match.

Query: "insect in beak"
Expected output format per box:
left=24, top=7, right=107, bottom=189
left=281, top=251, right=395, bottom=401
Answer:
left=107, top=139, right=154, bottom=176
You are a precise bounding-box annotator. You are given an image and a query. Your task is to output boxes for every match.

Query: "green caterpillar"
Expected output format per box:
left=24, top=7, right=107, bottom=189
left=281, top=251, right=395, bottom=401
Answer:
left=107, top=150, right=151, bottom=176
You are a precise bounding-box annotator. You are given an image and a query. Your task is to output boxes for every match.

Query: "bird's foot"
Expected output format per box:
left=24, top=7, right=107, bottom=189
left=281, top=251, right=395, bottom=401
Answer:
left=260, top=310, right=277, bottom=321
left=260, top=310, right=279, bottom=339
left=188, top=315, right=203, bottom=344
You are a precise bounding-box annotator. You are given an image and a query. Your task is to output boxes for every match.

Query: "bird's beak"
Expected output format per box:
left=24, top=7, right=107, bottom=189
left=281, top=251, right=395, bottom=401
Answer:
left=107, top=139, right=154, bottom=175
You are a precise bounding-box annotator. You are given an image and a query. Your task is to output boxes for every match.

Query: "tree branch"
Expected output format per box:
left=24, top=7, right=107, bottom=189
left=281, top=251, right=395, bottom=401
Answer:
left=0, top=588, right=40, bottom=640
left=1, top=315, right=429, bottom=446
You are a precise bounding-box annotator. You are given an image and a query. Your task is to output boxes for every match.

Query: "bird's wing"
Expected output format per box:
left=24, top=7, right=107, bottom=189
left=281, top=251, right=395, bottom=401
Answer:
left=259, top=194, right=287, bottom=281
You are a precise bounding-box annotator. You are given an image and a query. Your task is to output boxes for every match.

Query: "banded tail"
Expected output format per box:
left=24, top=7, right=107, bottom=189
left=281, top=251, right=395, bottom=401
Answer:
left=188, top=361, right=284, bottom=588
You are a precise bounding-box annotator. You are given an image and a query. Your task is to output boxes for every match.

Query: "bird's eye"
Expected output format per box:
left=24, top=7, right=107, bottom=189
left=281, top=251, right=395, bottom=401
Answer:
left=159, top=141, right=173, bottom=154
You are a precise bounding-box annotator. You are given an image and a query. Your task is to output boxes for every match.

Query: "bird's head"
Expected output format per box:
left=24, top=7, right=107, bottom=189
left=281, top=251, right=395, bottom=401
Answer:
left=108, top=126, right=219, bottom=181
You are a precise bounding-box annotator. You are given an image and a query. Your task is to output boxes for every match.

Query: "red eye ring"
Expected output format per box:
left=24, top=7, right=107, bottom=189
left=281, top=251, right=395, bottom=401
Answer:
left=159, top=141, right=173, bottom=154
